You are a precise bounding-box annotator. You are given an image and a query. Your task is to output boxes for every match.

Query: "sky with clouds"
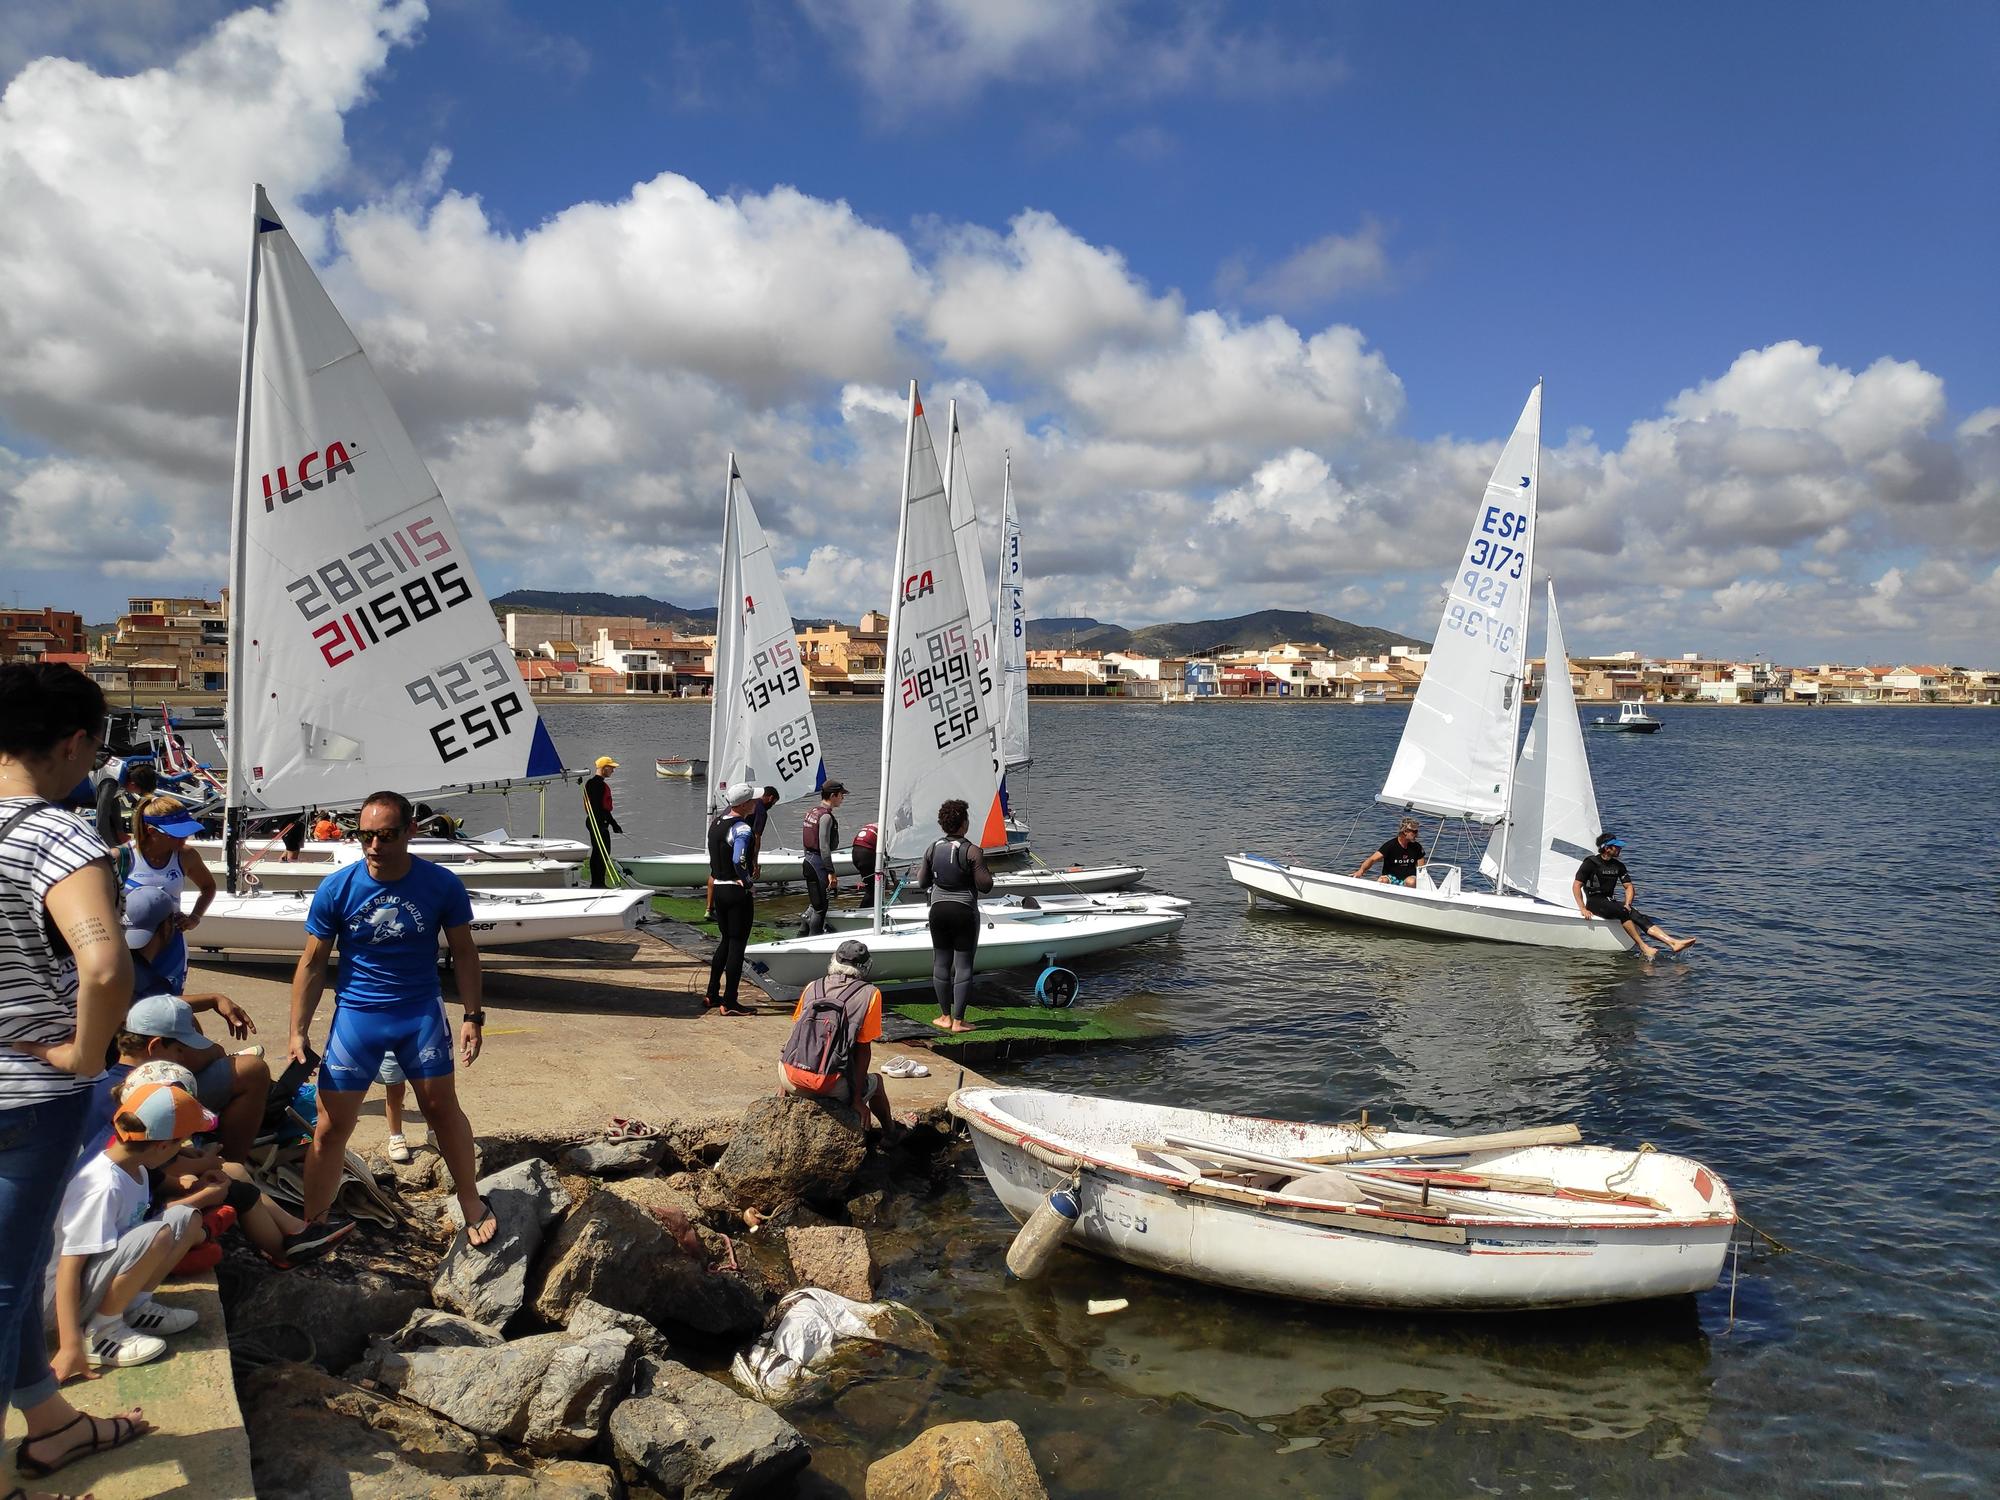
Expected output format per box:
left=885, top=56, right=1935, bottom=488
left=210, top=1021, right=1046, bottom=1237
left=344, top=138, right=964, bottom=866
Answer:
left=0, top=0, right=1994, bottom=663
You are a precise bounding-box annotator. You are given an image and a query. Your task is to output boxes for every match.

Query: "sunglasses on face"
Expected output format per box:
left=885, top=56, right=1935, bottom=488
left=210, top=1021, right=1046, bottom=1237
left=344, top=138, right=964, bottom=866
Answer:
left=357, top=825, right=407, bottom=844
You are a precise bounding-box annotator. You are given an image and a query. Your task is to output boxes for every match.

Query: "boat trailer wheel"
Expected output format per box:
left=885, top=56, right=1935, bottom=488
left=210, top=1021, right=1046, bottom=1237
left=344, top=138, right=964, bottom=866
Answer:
left=1034, top=965, right=1078, bottom=1008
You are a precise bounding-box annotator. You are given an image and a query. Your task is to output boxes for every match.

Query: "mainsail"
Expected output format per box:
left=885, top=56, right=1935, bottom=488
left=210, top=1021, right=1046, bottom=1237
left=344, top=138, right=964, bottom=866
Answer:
left=1379, top=382, right=1541, bottom=824
left=705, top=457, right=823, bottom=810
left=1488, top=584, right=1603, bottom=904
left=876, top=383, right=1006, bottom=870
left=942, top=401, right=1001, bottom=744
left=994, top=458, right=1031, bottom=771
left=224, top=186, right=562, bottom=816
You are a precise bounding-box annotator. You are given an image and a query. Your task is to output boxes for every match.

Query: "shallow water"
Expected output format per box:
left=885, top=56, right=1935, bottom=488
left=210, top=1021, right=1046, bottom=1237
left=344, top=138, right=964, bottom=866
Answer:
left=463, top=699, right=2000, bottom=1495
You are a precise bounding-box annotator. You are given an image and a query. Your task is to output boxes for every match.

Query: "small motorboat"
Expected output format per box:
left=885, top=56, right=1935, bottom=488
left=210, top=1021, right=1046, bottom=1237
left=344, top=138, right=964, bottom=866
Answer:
left=952, top=1087, right=1736, bottom=1311
left=1589, top=702, right=1663, bottom=733
left=655, top=756, right=708, bottom=779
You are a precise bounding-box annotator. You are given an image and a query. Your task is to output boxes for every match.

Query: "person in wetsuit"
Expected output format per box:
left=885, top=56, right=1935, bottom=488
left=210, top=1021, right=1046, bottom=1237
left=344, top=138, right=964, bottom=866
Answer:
left=582, top=756, right=623, bottom=888
left=799, top=782, right=846, bottom=937
left=1573, top=831, right=1698, bottom=961
left=917, top=799, right=994, bottom=1034
left=1355, top=817, right=1427, bottom=885
left=703, top=784, right=759, bottom=1014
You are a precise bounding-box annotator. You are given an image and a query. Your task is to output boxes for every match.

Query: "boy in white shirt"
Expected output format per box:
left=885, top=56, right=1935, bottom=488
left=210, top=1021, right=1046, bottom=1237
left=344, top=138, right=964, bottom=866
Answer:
left=45, top=1081, right=212, bottom=1376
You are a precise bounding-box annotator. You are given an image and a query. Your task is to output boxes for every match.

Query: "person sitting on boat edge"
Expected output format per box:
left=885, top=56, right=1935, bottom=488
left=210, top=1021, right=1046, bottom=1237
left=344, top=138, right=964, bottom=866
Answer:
left=1573, top=832, right=1699, bottom=961
left=778, top=939, right=896, bottom=1135
left=704, top=783, right=760, bottom=1016
left=1354, top=817, right=1427, bottom=885
left=799, top=781, right=846, bottom=937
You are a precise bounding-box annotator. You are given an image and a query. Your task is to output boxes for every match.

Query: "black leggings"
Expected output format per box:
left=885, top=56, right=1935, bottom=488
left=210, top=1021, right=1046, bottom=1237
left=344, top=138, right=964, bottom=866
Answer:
left=929, top=900, right=979, bottom=1022
left=1587, top=898, right=1657, bottom=932
left=587, top=818, right=615, bottom=889
left=801, top=854, right=830, bottom=936
left=707, top=885, right=754, bottom=1007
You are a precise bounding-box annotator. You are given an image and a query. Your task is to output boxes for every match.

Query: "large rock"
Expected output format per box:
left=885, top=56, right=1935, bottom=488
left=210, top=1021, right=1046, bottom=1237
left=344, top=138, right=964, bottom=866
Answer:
left=662, top=1111, right=739, bottom=1169
left=610, top=1177, right=712, bottom=1251
left=433, top=1157, right=573, bottom=1331
left=422, top=1465, right=620, bottom=1499
left=532, top=1190, right=765, bottom=1340
left=359, top=1328, right=635, bottom=1456
left=609, top=1357, right=810, bottom=1499
left=384, top=1308, right=506, bottom=1352
left=560, top=1137, right=670, bottom=1176
left=567, top=1296, right=674, bottom=1359
left=713, top=1094, right=867, bottom=1209
left=234, top=1270, right=427, bottom=1373
left=784, top=1225, right=876, bottom=1300
left=240, top=1360, right=484, bottom=1499
left=865, top=1420, right=1050, bottom=1500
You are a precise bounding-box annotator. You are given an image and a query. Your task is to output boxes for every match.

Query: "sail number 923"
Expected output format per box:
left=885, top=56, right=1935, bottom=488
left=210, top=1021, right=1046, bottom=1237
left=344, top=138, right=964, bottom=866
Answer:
left=406, top=646, right=525, bottom=763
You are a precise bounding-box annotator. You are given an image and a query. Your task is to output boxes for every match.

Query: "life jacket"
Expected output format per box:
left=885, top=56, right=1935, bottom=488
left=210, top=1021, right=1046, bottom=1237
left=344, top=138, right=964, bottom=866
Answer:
left=802, top=804, right=838, bottom=855
left=708, top=814, right=750, bottom=881
left=779, top=977, right=873, bottom=1093
left=925, top=837, right=977, bottom=904
left=852, top=823, right=878, bottom=851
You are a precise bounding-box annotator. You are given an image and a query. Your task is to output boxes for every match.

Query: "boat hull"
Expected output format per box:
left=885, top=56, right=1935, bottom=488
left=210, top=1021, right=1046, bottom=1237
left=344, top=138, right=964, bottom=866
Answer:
left=820, top=890, right=1187, bottom=933
left=655, top=758, right=707, bottom=778
left=191, top=835, right=590, bottom=867
left=953, top=1088, right=1734, bottom=1311
left=1588, top=721, right=1662, bottom=733
left=185, top=887, right=649, bottom=954
left=1224, top=855, right=1632, bottom=952
left=745, top=907, right=1185, bottom=990
left=243, top=855, right=575, bottom=892
left=618, top=847, right=858, bottom=889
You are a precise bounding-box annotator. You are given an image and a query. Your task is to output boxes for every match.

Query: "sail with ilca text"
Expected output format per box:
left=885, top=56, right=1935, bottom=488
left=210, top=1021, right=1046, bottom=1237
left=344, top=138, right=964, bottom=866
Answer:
left=224, top=186, right=562, bottom=816
left=1378, top=383, right=1541, bottom=824
left=994, top=459, right=1030, bottom=770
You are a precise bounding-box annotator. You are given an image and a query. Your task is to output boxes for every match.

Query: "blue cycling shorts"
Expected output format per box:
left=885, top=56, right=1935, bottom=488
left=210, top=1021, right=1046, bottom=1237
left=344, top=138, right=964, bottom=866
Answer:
left=320, top=1000, right=453, bottom=1094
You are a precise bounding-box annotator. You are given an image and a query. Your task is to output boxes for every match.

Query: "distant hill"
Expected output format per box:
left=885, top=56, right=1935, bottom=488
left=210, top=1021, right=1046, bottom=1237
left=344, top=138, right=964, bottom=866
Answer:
left=490, top=589, right=714, bottom=626
left=1028, top=610, right=1424, bottom=657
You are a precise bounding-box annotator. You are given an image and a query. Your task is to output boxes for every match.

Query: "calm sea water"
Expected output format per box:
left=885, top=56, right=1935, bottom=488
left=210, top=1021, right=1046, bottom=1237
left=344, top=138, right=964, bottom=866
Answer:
left=462, top=699, right=2000, bottom=1496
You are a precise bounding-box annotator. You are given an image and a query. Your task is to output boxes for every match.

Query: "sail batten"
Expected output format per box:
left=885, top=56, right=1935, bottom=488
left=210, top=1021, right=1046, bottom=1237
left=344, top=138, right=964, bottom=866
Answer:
left=1378, top=383, right=1541, bottom=824
left=228, top=186, right=561, bottom=817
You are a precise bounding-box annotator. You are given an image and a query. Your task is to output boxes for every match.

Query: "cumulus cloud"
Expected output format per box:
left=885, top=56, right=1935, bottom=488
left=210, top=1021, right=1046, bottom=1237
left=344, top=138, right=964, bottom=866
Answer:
left=1218, top=217, right=1394, bottom=313
left=0, top=2, right=1994, bottom=666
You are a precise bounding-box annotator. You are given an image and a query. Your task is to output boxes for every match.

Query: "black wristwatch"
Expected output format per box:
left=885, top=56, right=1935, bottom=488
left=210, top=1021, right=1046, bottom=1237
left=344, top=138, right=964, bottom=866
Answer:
left=462, top=1012, right=486, bottom=1027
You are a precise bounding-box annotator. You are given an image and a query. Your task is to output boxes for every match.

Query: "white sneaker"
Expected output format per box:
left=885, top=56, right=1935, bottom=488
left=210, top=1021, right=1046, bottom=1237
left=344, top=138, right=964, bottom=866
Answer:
left=125, top=1298, right=200, bottom=1336
left=385, top=1133, right=412, bottom=1164
left=86, top=1318, right=167, bottom=1368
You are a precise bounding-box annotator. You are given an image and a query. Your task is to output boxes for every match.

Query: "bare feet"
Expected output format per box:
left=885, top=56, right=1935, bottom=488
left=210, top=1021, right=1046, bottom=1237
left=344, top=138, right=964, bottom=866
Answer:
left=948, top=1019, right=976, bottom=1033
left=1637, top=943, right=1659, bottom=961
left=931, top=1015, right=954, bottom=1030
left=1669, top=935, right=1699, bottom=954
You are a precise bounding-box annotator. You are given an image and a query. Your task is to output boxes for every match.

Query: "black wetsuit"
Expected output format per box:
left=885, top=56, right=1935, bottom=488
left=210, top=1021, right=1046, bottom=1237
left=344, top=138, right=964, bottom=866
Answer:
left=919, top=835, right=993, bottom=1023
left=1576, top=853, right=1653, bottom=929
left=584, top=775, right=622, bottom=888
left=800, top=803, right=839, bottom=936
left=706, top=811, right=756, bottom=1010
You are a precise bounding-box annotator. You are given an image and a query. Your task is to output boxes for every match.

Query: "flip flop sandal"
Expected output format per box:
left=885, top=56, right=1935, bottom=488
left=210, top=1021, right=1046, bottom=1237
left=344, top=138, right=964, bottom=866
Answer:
left=15, top=1410, right=146, bottom=1479
left=461, top=1198, right=500, bottom=1249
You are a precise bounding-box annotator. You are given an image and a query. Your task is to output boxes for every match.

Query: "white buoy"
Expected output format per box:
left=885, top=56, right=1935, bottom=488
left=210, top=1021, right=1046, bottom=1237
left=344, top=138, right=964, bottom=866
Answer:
left=1005, top=1184, right=1081, bottom=1279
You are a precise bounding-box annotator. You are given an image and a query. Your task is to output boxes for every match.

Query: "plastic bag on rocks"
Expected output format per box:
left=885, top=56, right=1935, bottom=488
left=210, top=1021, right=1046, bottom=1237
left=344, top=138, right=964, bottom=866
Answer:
left=730, top=1287, right=941, bottom=1404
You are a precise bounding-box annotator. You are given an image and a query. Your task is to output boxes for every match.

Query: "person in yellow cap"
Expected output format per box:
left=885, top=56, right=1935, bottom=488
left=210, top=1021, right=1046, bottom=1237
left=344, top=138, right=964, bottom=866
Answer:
left=583, top=756, right=623, bottom=888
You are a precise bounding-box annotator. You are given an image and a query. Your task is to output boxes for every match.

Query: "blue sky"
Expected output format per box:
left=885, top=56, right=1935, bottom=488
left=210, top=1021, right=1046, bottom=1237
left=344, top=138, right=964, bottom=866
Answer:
left=1, top=0, right=1995, bottom=661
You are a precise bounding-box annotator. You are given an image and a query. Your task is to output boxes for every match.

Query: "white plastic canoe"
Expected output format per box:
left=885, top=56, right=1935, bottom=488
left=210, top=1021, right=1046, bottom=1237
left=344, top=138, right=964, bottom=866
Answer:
left=183, top=886, right=650, bottom=955
left=746, top=903, right=1185, bottom=990
left=951, top=1087, right=1735, bottom=1311
left=239, top=853, right=575, bottom=892
left=617, top=847, right=858, bottom=889
left=1224, top=854, right=1633, bottom=953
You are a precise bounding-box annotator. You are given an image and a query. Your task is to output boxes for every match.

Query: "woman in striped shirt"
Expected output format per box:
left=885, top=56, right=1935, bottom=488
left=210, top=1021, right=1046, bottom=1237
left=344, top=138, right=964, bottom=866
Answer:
left=0, top=663, right=151, bottom=1483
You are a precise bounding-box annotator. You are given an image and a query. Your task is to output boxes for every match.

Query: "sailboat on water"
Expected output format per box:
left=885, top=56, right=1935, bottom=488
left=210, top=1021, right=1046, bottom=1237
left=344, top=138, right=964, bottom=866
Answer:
left=746, top=383, right=1185, bottom=989
left=1225, top=383, right=1633, bottom=952
left=189, top=186, right=650, bottom=953
left=617, top=458, right=856, bottom=889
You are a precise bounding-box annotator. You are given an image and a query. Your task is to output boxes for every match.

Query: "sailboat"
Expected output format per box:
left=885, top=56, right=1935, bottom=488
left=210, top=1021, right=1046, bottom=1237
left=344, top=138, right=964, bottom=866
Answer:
left=1224, top=384, right=1632, bottom=953
left=615, top=457, right=855, bottom=890
left=745, top=384, right=1184, bottom=990
left=190, top=186, right=650, bottom=954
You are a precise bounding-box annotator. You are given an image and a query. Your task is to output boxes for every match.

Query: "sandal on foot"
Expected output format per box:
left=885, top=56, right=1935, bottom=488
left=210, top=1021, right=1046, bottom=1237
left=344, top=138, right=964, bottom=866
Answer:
left=15, top=1408, right=149, bottom=1479
left=463, top=1198, right=500, bottom=1248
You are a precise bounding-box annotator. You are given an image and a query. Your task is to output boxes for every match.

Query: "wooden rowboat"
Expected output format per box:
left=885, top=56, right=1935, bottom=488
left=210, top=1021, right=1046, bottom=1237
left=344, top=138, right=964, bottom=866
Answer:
left=951, top=1087, right=1736, bottom=1311
left=655, top=756, right=707, bottom=779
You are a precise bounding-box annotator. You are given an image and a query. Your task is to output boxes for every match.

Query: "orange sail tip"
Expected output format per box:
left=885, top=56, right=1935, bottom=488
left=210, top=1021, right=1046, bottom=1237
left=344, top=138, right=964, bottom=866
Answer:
left=979, top=793, right=1006, bottom=851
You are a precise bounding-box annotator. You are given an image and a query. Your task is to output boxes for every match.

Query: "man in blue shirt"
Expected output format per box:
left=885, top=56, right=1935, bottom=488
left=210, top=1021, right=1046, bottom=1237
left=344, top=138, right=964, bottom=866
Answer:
left=287, top=790, right=496, bottom=1246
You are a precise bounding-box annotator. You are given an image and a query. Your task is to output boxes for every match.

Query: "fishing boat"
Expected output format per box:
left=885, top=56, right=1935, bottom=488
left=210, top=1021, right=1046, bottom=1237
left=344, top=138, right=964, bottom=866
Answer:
left=618, top=457, right=827, bottom=889
left=201, top=186, right=649, bottom=952
left=747, top=385, right=1183, bottom=988
left=1226, top=384, right=1632, bottom=952
left=952, top=1088, right=1736, bottom=1311
left=1589, top=701, right=1664, bottom=733
left=655, top=756, right=707, bottom=778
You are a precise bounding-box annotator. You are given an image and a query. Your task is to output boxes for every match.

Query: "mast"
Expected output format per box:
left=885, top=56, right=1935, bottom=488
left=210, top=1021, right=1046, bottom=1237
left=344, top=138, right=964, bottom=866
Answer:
left=221, top=186, right=267, bottom=897
left=707, top=454, right=738, bottom=810
left=1488, top=377, right=1543, bottom=888
left=874, top=381, right=921, bottom=934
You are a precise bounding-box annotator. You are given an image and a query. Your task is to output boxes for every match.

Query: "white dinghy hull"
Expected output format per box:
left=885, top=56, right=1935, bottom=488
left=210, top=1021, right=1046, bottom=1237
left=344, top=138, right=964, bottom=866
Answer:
left=952, top=1088, right=1735, bottom=1311
left=192, top=836, right=589, bottom=868
left=746, top=906, right=1185, bottom=991
left=185, top=887, right=650, bottom=955
left=243, top=855, right=574, bottom=892
left=618, top=847, right=858, bottom=890
left=820, top=891, right=1188, bottom=934
left=1224, top=854, right=1632, bottom=952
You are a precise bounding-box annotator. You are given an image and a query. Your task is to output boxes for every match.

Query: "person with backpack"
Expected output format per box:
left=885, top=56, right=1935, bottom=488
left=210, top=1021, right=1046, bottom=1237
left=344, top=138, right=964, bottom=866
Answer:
left=917, top=799, right=994, bottom=1034
left=798, top=782, right=846, bottom=937
left=778, top=940, right=895, bottom=1133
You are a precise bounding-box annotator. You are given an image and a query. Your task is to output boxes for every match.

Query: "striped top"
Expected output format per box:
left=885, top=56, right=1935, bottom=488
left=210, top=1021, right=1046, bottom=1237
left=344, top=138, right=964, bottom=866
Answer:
left=0, top=797, right=111, bottom=1105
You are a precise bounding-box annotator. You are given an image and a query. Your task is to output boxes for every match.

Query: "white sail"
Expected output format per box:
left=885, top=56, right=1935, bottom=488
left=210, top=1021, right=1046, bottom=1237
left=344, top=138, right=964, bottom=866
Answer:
left=225, top=186, right=562, bottom=816
left=1489, top=584, right=1603, bottom=904
left=876, top=383, right=1006, bottom=868
left=994, top=458, right=1031, bottom=770
left=1379, top=382, right=1541, bottom=823
left=943, top=401, right=1001, bottom=746
left=705, top=458, right=823, bottom=810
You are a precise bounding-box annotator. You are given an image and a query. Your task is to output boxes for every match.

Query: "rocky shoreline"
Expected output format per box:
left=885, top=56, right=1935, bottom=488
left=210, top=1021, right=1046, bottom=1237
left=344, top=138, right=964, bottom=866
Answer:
left=222, top=1093, right=1050, bottom=1499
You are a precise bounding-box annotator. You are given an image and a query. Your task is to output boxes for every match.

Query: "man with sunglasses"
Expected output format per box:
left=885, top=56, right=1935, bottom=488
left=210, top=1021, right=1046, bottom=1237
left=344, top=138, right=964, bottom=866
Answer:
left=287, top=791, right=498, bottom=1247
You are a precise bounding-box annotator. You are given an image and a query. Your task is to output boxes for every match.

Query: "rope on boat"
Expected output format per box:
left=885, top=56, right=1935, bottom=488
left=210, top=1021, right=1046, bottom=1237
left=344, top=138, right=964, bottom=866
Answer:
left=1604, top=1141, right=1655, bottom=1190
